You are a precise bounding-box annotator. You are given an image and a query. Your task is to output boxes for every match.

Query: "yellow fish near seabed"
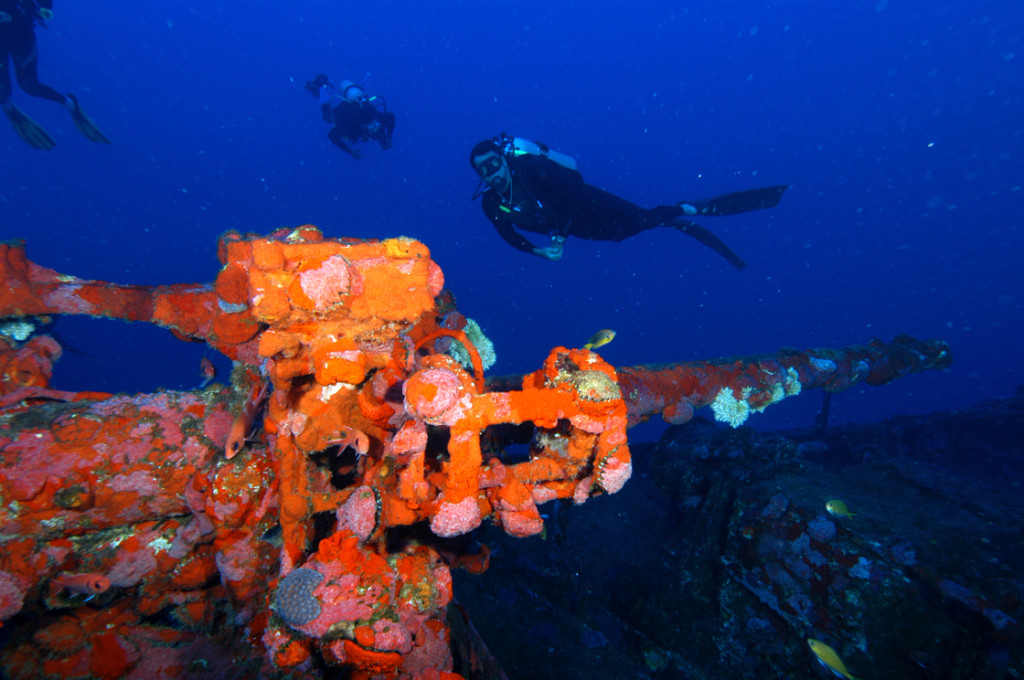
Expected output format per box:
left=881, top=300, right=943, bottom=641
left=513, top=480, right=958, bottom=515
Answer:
left=583, top=329, right=616, bottom=351
left=826, top=499, right=856, bottom=519
left=807, top=639, right=863, bottom=680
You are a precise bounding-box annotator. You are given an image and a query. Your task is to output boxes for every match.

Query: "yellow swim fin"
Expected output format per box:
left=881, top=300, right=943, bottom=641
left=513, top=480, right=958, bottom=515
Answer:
left=4, top=103, right=56, bottom=150
left=66, top=94, right=111, bottom=144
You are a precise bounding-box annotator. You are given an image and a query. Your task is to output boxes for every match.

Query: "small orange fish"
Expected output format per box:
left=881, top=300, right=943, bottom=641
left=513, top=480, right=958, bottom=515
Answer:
left=326, top=426, right=370, bottom=456
left=199, top=356, right=216, bottom=388
left=584, top=329, right=616, bottom=351
left=50, top=572, right=111, bottom=597
left=225, top=380, right=270, bottom=459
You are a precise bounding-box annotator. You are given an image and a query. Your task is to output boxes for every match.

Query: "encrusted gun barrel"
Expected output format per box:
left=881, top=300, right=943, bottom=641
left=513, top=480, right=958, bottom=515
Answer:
left=0, top=231, right=952, bottom=679
left=616, top=336, right=952, bottom=428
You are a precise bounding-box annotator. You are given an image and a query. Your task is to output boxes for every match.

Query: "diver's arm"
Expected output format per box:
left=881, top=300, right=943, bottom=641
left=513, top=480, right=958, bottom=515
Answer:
left=506, top=226, right=563, bottom=261
left=492, top=217, right=544, bottom=255
left=327, top=127, right=360, bottom=157
left=480, top=195, right=535, bottom=253
left=489, top=212, right=563, bottom=260
left=318, top=86, right=334, bottom=123
left=484, top=204, right=557, bottom=258
left=379, top=111, right=395, bottom=140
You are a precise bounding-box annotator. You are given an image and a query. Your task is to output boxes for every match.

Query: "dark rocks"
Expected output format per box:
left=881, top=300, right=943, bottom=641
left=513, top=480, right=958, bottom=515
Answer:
left=454, top=392, right=1024, bottom=679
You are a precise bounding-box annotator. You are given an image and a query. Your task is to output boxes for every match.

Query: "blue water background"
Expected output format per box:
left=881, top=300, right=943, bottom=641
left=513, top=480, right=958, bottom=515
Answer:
left=2, top=1, right=1021, bottom=437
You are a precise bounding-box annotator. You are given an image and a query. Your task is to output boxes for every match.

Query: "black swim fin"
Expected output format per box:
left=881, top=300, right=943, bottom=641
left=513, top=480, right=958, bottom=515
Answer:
left=66, top=93, right=111, bottom=144
left=681, top=185, right=788, bottom=217
left=3, top=103, right=56, bottom=150
left=674, top=220, right=747, bottom=270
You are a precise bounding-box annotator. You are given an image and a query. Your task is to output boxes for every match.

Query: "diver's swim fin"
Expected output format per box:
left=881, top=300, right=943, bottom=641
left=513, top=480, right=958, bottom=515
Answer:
left=3, top=103, right=56, bottom=150
left=66, top=94, right=111, bottom=144
left=682, top=185, right=788, bottom=216
left=675, top=220, right=747, bottom=270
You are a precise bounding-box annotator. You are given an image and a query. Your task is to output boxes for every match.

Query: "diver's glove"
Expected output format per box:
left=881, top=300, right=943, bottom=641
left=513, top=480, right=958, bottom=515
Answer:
left=533, top=237, right=564, bottom=261
left=536, top=233, right=565, bottom=260
left=533, top=245, right=563, bottom=261
left=304, top=73, right=330, bottom=97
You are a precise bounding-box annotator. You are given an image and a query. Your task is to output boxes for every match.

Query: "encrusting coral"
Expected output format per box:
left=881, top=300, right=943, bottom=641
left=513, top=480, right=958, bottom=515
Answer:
left=0, top=230, right=951, bottom=678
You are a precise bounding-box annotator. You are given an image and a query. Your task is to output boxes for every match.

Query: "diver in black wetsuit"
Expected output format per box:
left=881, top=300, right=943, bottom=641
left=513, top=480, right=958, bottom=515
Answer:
left=0, top=0, right=110, bottom=149
left=304, top=73, right=395, bottom=159
left=470, top=134, right=787, bottom=267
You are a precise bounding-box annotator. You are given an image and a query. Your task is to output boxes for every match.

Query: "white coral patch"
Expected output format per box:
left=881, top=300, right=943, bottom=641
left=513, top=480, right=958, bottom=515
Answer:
left=0, top=320, right=35, bottom=342
left=784, top=367, right=802, bottom=396
left=711, top=387, right=752, bottom=428
left=448, top=318, right=496, bottom=371
left=753, top=367, right=804, bottom=414
left=217, top=299, right=249, bottom=314
left=319, top=383, right=349, bottom=401
left=147, top=537, right=173, bottom=554
left=809, top=356, right=836, bottom=372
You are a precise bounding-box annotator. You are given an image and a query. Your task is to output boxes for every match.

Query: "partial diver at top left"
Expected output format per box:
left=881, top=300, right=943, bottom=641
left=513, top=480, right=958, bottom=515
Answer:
left=1, top=0, right=111, bottom=150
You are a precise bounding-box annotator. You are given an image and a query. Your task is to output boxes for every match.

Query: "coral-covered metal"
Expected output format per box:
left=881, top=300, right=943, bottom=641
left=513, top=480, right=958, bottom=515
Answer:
left=615, top=333, right=952, bottom=428
left=0, top=230, right=951, bottom=678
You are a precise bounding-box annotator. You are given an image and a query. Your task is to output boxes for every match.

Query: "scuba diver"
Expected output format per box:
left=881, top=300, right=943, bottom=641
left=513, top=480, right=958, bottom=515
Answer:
left=470, top=134, right=787, bottom=267
left=0, top=0, right=110, bottom=149
left=304, top=73, right=395, bottom=159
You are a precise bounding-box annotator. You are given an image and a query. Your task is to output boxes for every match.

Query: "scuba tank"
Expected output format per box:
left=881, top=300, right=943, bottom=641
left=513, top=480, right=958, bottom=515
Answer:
left=498, top=135, right=578, bottom=172
left=335, top=80, right=388, bottom=115
left=337, top=80, right=367, bottom=103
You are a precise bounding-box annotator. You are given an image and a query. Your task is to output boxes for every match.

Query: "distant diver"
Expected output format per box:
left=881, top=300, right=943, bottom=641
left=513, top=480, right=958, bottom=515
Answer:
left=0, top=0, right=111, bottom=149
left=304, top=73, right=395, bottom=158
left=470, top=133, right=787, bottom=266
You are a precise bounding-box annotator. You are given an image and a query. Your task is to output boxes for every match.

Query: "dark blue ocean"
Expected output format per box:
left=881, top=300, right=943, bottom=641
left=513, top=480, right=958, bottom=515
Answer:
left=2, top=0, right=1021, bottom=437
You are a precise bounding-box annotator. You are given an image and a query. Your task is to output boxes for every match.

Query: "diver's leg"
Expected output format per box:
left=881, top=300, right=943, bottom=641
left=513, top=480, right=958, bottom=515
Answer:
left=2, top=50, right=57, bottom=149
left=367, top=112, right=395, bottom=150
left=65, top=93, right=111, bottom=143
left=1, top=57, right=13, bottom=106
left=673, top=219, right=747, bottom=270
left=13, top=32, right=113, bottom=145
left=328, top=127, right=361, bottom=158
left=12, top=37, right=66, bottom=104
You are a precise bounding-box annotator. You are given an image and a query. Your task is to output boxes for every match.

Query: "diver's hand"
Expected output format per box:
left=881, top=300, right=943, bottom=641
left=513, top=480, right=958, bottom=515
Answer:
left=305, top=73, right=330, bottom=96
left=533, top=243, right=563, bottom=261
left=349, top=147, right=363, bottom=159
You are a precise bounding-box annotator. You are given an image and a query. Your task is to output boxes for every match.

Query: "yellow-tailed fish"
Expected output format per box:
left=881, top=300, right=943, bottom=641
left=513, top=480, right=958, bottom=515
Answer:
left=807, top=639, right=863, bottom=680
left=826, top=499, right=856, bottom=519
left=583, top=329, right=616, bottom=351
